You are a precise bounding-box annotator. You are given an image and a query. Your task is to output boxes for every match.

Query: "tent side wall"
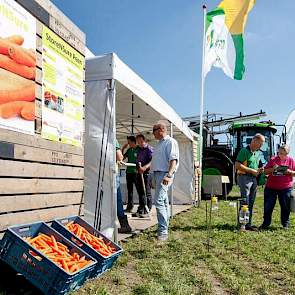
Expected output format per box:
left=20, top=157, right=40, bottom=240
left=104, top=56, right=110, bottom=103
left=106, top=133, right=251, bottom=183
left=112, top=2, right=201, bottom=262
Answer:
left=84, top=79, right=116, bottom=237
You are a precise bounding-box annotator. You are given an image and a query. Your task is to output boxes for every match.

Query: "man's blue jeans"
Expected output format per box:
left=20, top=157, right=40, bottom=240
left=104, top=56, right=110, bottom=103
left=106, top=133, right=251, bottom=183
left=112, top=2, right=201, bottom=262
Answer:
left=116, top=175, right=125, bottom=219
left=262, top=187, right=292, bottom=228
left=237, top=175, right=257, bottom=226
left=153, top=171, right=172, bottom=236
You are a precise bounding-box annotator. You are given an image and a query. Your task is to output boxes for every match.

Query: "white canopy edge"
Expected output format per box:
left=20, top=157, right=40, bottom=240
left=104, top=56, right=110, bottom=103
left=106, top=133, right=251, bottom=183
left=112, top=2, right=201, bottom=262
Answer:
left=85, top=53, right=194, bottom=141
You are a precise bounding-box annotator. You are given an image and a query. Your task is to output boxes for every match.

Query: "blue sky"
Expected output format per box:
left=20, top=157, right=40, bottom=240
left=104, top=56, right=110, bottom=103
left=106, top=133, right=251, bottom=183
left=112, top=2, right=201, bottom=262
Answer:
left=52, top=0, right=294, bottom=125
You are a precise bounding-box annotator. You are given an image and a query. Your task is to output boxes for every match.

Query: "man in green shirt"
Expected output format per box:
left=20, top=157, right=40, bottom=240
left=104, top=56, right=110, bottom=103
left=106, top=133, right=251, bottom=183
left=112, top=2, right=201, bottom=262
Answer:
left=122, top=136, right=140, bottom=212
left=235, top=133, right=265, bottom=231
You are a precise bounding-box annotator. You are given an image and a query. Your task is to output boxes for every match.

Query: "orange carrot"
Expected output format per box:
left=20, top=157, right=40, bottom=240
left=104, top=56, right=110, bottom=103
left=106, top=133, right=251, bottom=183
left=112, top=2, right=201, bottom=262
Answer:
left=0, top=53, right=35, bottom=80
left=23, top=232, right=93, bottom=274
left=0, top=84, right=35, bottom=104
left=61, top=259, right=70, bottom=273
left=0, top=101, right=32, bottom=119
left=66, top=222, right=117, bottom=257
left=20, top=102, right=35, bottom=121
left=3, top=35, right=24, bottom=46
left=0, top=39, right=11, bottom=55
left=8, top=44, right=35, bottom=67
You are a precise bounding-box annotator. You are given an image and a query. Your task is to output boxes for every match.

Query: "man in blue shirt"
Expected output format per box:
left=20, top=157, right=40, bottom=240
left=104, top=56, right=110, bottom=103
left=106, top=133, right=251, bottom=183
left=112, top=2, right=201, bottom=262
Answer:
left=151, top=122, right=179, bottom=241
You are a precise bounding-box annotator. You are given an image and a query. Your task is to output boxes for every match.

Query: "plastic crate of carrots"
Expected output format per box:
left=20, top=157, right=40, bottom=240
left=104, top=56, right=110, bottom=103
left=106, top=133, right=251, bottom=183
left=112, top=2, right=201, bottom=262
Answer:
left=52, top=216, right=123, bottom=278
left=0, top=222, right=96, bottom=295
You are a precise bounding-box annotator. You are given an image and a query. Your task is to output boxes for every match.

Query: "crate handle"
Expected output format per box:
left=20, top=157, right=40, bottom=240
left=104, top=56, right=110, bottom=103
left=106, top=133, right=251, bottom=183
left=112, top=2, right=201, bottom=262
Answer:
left=19, top=227, right=30, bottom=232
left=60, top=219, right=69, bottom=225
left=28, top=250, right=43, bottom=261
left=71, top=237, right=83, bottom=247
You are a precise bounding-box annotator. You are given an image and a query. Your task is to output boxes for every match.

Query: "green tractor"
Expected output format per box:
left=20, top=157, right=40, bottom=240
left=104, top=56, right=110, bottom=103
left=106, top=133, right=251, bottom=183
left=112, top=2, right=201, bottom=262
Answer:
left=186, top=112, right=284, bottom=196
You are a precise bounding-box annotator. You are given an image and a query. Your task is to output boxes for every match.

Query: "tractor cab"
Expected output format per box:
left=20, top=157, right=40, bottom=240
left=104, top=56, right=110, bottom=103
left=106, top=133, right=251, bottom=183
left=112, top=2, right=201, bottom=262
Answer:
left=229, top=122, right=278, bottom=166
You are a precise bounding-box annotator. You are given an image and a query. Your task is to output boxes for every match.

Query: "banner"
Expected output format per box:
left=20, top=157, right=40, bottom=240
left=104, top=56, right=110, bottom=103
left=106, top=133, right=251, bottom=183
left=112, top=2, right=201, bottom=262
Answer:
left=0, top=0, right=36, bottom=134
left=41, top=26, right=84, bottom=146
left=204, top=0, right=255, bottom=80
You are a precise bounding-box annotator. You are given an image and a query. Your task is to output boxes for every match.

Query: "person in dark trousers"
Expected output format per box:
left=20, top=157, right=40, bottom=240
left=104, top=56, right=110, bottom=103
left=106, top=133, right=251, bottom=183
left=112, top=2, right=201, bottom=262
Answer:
left=235, top=133, right=265, bottom=231
left=115, top=139, right=132, bottom=233
left=260, top=145, right=295, bottom=230
left=122, top=136, right=140, bottom=212
left=132, top=134, right=153, bottom=217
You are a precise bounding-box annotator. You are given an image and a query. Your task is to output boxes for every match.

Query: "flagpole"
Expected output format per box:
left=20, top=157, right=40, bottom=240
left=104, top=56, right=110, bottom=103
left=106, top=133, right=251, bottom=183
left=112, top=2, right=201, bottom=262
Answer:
left=197, top=4, right=207, bottom=206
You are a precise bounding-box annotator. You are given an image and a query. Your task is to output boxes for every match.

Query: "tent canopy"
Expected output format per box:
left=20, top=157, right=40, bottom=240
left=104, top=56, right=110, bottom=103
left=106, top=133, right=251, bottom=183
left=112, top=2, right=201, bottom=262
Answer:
left=86, top=53, right=194, bottom=141
left=85, top=53, right=197, bottom=236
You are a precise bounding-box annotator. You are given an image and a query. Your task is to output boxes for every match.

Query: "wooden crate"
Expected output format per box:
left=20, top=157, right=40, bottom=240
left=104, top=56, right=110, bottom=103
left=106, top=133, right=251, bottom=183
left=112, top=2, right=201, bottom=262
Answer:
left=0, top=0, right=86, bottom=236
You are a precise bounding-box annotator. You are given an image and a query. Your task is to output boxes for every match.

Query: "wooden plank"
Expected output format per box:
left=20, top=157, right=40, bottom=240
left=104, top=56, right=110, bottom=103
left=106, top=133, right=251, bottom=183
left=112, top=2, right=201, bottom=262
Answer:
left=0, top=159, right=83, bottom=178
left=35, top=99, right=42, bottom=118
left=12, top=144, right=84, bottom=166
left=0, top=179, right=83, bottom=195
left=36, top=51, right=42, bottom=68
left=37, top=34, right=42, bottom=52
left=0, top=205, right=83, bottom=231
left=34, top=0, right=85, bottom=43
left=36, top=68, right=42, bottom=84
left=35, top=117, right=42, bottom=134
left=49, top=16, right=85, bottom=55
left=0, top=192, right=83, bottom=213
left=36, top=84, right=42, bottom=100
left=36, top=19, right=43, bottom=36
left=16, top=0, right=50, bottom=26
left=0, top=128, right=83, bottom=155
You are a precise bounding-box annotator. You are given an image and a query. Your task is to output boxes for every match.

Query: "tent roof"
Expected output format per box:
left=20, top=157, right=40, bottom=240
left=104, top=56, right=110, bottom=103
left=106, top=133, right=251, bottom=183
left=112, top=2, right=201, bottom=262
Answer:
left=86, top=53, right=195, bottom=141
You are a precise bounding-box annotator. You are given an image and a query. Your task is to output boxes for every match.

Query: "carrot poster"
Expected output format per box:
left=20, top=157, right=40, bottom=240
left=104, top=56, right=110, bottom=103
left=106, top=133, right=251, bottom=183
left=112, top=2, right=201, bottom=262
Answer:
left=0, top=0, right=36, bottom=134
left=41, top=26, right=84, bottom=147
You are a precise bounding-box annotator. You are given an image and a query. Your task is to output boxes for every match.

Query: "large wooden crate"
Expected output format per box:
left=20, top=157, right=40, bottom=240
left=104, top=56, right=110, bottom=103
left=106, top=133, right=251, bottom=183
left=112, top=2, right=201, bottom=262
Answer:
left=0, top=0, right=86, bottom=235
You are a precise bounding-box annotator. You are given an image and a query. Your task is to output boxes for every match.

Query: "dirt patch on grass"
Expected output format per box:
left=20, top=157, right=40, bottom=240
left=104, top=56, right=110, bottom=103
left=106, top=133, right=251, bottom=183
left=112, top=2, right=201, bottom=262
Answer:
left=195, top=261, right=232, bottom=295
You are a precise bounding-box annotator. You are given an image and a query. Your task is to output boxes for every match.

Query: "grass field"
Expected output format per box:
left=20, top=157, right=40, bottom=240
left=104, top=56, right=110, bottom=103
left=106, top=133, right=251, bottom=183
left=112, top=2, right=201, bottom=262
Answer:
left=1, top=187, right=295, bottom=295
left=73, top=187, right=295, bottom=295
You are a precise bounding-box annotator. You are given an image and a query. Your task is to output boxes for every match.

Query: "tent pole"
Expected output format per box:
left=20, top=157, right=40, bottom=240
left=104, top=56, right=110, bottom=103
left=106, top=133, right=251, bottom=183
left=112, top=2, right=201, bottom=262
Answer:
left=112, top=80, right=118, bottom=243
left=170, top=122, right=174, bottom=218
left=198, top=4, right=207, bottom=206
left=131, top=94, right=134, bottom=134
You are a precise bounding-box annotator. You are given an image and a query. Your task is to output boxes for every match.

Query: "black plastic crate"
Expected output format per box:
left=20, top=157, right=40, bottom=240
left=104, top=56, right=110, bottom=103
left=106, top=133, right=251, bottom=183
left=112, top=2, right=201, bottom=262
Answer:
left=0, top=222, right=96, bottom=295
left=51, top=216, right=123, bottom=278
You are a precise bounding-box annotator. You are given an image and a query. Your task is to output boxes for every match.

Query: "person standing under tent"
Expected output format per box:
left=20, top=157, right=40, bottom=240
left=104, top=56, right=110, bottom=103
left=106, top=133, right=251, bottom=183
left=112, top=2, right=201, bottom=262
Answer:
left=115, top=139, right=133, bottom=233
left=150, top=122, right=179, bottom=242
left=260, top=145, right=295, bottom=230
left=132, top=134, right=153, bottom=218
left=235, top=133, right=265, bottom=231
left=122, top=136, right=140, bottom=213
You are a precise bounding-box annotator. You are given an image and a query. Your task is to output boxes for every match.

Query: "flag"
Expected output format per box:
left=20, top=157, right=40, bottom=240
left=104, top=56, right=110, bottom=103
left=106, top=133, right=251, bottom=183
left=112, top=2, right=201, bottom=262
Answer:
left=203, top=0, right=255, bottom=80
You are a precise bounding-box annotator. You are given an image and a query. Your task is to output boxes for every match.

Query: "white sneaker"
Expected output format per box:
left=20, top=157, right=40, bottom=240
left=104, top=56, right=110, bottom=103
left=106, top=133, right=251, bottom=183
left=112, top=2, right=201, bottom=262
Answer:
left=157, top=234, right=168, bottom=242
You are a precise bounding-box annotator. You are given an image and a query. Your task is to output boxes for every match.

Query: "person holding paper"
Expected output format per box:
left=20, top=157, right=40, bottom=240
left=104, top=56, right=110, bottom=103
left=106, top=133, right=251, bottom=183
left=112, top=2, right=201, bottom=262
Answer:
left=122, top=136, right=140, bottom=213
left=260, top=145, right=295, bottom=230
left=132, top=134, right=153, bottom=218
left=235, top=133, right=265, bottom=231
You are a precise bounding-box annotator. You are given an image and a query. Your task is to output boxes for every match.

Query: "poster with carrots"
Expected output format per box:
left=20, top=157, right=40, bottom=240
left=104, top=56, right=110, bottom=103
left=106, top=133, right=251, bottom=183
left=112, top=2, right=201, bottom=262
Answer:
left=0, top=0, right=36, bottom=134
left=41, top=27, right=84, bottom=147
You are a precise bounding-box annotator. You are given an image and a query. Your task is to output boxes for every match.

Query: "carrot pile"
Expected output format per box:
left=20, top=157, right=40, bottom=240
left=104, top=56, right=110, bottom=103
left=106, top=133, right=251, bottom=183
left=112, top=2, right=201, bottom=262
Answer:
left=0, top=34, right=36, bottom=121
left=24, top=233, right=93, bottom=274
left=66, top=222, right=117, bottom=257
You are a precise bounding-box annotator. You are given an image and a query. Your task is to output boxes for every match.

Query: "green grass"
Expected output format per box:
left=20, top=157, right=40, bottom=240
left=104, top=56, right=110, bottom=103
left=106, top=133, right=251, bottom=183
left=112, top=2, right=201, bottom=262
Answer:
left=1, top=187, right=295, bottom=295
left=73, top=187, right=295, bottom=295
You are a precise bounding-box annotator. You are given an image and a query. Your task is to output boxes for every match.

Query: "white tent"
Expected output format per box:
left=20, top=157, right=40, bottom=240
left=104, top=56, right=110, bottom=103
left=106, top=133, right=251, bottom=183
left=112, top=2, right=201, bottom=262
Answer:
left=84, top=53, right=197, bottom=237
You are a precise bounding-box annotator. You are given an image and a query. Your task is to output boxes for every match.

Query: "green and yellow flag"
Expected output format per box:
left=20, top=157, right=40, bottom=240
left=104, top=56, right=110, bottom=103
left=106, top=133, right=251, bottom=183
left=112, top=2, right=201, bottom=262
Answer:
left=204, top=0, right=256, bottom=80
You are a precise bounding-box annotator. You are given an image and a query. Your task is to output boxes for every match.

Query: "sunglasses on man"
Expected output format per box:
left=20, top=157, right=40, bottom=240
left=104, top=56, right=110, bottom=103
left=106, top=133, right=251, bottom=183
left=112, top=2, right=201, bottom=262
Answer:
left=153, top=127, right=161, bottom=133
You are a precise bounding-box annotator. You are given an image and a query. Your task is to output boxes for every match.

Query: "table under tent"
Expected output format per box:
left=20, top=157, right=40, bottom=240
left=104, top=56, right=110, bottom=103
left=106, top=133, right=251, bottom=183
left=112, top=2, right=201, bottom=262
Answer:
left=85, top=53, right=198, bottom=239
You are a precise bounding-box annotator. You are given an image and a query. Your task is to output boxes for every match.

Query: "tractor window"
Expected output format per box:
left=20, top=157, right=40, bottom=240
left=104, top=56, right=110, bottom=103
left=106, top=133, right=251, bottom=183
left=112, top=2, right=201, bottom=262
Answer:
left=239, top=130, right=271, bottom=164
